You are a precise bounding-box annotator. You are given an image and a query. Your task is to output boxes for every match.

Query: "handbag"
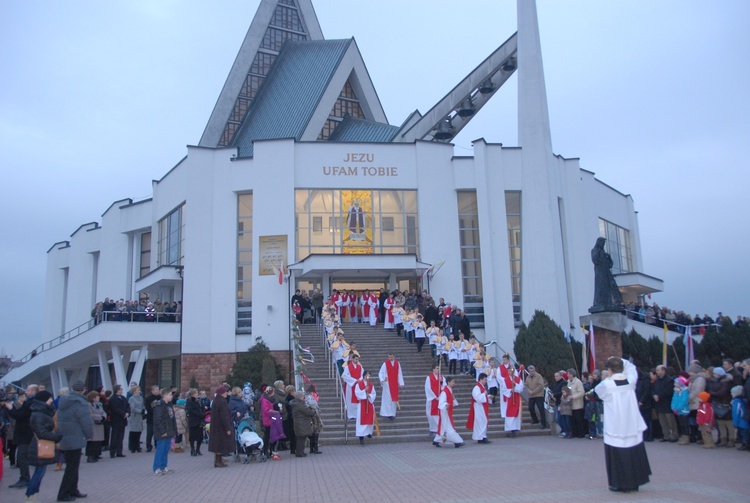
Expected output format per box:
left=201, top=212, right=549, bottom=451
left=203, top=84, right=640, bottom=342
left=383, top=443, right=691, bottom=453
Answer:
left=35, top=434, right=56, bottom=459
left=713, top=402, right=730, bottom=420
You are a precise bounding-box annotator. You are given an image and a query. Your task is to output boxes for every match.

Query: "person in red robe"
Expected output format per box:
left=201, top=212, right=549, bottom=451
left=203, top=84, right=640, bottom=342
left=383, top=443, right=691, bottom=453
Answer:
left=378, top=353, right=404, bottom=419
left=355, top=371, right=376, bottom=445
left=425, top=364, right=445, bottom=434
left=467, top=373, right=491, bottom=443
left=348, top=292, right=358, bottom=323
left=341, top=355, right=364, bottom=420
left=330, top=290, right=342, bottom=317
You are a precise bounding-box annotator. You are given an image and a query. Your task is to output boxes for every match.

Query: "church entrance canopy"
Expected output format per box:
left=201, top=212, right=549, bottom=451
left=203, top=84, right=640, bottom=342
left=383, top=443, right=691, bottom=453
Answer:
left=288, top=254, right=430, bottom=284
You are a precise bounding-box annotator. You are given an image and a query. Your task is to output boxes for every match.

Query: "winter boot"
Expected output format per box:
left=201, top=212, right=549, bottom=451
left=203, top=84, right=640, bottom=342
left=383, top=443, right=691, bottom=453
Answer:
left=678, top=435, right=690, bottom=445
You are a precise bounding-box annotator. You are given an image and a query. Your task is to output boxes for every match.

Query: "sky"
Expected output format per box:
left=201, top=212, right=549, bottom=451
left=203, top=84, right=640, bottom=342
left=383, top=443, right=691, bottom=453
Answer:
left=1, top=0, right=748, bottom=360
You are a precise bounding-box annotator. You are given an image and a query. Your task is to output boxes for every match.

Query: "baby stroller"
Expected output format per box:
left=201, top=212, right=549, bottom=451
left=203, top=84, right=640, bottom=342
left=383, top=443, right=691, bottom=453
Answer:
left=235, top=415, right=265, bottom=463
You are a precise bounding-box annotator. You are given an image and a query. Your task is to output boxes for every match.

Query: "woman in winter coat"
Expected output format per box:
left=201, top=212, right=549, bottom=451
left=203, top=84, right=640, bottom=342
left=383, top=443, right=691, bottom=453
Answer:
left=290, top=391, right=316, bottom=457
left=185, top=389, right=205, bottom=456
left=86, top=391, right=106, bottom=462
left=259, top=386, right=276, bottom=458
left=208, top=386, right=234, bottom=468
left=173, top=398, right=188, bottom=453
left=26, top=390, right=63, bottom=501
left=128, top=386, right=144, bottom=453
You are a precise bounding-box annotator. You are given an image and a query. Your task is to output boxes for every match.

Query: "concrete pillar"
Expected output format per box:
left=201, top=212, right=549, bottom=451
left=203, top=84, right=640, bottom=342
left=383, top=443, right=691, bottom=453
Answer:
left=97, top=348, right=112, bottom=391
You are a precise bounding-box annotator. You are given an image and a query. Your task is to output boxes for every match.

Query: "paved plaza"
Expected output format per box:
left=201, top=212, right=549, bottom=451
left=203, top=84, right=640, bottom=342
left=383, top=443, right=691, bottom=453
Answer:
left=2, top=435, right=746, bottom=503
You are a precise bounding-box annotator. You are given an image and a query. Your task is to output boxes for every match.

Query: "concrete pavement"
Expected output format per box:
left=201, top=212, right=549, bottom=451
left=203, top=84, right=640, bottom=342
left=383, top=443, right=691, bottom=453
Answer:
left=2, top=436, right=746, bottom=502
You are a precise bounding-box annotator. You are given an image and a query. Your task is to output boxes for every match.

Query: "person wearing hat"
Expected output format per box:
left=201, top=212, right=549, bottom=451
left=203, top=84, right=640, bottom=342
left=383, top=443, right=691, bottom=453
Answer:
left=671, top=376, right=691, bottom=445
left=687, top=364, right=707, bottom=443
left=696, top=391, right=715, bottom=448
left=26, top=390, right=62, bottom=502
left=56, top=380, right=93, bottom=501
left=208, top=386, right=233, bottom=468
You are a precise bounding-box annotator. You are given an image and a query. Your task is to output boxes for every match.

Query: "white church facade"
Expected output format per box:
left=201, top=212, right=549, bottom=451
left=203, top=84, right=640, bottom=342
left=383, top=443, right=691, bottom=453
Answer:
left=6, top=0, right=662, bottom=391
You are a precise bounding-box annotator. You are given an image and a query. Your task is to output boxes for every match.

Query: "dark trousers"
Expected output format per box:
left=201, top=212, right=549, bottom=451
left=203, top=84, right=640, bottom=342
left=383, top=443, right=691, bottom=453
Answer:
left=416, top=337, right=425, bottom=352
left=146, top=421, right=155, bottom=450
left=58, top=449, right=82, bottom=499
left=189, top=426, right=203, bottom=452
left=128, top=431, right=142, bottom=452
left=110, top=422, right=125, bottom=456
left=528, top=397, right=547, bottom=427
left=16, top=442, right=30, bottom=482
left=571, top=408, right=586, bottom=438
left=85, top=441, right=102, bottom=459
left=640, top=407, right=653, bottom=440
left=295, top=435, right=307, bottom=455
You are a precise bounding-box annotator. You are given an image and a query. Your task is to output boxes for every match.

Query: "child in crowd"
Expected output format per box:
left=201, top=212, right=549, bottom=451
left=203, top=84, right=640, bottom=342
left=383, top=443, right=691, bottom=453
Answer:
left=696, top=391, right=715, bottom=449
left=731, top=386, right=749, bottom=450
left=671, top=376, right=691, bottom=445
left=558, top=386, right=573, bottom=438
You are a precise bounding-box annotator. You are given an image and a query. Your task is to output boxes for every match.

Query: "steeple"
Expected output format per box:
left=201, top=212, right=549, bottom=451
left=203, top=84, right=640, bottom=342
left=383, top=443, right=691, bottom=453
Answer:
left=517, top=0, right=553, bottom=157
left=199, top=0, right=324, bottom=148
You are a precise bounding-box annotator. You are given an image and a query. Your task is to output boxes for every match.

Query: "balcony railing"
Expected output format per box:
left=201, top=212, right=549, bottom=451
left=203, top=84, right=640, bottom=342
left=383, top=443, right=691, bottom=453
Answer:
left=17, top=311, right=180, bottom=366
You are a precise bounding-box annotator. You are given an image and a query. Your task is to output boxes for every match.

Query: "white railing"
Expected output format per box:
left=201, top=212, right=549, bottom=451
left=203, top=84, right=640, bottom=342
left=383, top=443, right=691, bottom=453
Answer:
left=14, top=310, right=180, bottom=366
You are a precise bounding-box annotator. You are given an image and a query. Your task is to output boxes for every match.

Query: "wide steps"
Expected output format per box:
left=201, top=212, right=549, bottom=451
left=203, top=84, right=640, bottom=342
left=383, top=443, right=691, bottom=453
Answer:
left=296, top=323, right=551, bottom=444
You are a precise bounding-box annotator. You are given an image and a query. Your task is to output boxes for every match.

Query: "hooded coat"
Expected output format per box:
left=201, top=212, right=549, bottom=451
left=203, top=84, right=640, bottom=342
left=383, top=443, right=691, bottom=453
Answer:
left=208, top=394, right=234, bottom=454
left=57, top=392, right=94, bottom=450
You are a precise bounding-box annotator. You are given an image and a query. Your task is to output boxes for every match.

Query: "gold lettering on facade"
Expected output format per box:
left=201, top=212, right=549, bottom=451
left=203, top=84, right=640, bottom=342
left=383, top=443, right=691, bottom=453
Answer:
left=323, top=153, right=398, bottom=177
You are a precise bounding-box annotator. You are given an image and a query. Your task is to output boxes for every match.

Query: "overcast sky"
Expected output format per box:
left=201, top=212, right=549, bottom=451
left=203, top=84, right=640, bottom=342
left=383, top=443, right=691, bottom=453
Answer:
left=1, top=0, right=748, bottom=360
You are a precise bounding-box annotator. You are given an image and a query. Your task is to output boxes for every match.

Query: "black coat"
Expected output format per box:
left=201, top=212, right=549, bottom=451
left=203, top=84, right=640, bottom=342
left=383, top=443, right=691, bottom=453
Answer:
left=28, top=399, right=63, bottom=467
left=652, top=375, right=674, bottom=413
left=185, top=397, right=204, bottom=428
left=144, top=392, right=161, bottom=424
left=7, top=396, right=34, bottom=444
left=109, top=393, right=130, bottom=426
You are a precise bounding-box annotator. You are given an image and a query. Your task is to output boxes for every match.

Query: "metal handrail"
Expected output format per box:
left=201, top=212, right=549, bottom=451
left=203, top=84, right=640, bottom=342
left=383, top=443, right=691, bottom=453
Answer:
left=622, top=309, right=721, bottom=333
left=15, top=310, right=180, bottom=366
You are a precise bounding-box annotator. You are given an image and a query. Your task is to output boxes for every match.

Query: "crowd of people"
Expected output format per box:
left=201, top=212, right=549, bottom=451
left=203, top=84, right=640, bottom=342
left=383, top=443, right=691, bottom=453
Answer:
left=624, top=301, right=748, bottom=333
left=0, top=375, right=325, bottom=501
left=91, top=297, right=182, bottom=324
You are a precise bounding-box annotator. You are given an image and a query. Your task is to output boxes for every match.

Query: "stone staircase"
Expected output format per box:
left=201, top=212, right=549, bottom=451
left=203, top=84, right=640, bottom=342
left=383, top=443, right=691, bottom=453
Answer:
left=298, top=322, right=551, bottom=445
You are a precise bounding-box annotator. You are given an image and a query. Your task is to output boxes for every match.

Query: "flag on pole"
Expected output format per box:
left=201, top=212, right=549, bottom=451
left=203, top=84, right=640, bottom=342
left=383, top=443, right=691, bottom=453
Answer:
left=588, top=325, right=596, bottom=372
left=662, top=322, right=669, bottom=366
left=685, top=325, right=694, bottom=370
left=581, top=327, right=588, bottom=374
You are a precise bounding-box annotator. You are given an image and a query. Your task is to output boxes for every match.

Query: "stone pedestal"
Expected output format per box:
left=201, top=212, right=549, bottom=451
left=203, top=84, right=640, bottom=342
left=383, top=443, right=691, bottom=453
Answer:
left=580, top=312, right=627, bottom=371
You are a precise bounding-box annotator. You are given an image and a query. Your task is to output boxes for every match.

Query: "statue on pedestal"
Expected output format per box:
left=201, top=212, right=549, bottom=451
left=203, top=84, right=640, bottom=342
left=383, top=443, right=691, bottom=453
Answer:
left=590, top=237, right=623, bottom=313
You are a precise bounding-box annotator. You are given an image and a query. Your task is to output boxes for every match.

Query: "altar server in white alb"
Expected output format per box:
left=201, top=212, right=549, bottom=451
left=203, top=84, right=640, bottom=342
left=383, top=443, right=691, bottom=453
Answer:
left=355, top=371, right=377, bottom=446
left=425, top=364, right=445, bottom=435
left=379, top=353, right=404, bottom=420
left=594, top=357, right=651, bottom=494
left=433, top=376, right=463, bottom=448
left=467, top=373, right=491, bottom=443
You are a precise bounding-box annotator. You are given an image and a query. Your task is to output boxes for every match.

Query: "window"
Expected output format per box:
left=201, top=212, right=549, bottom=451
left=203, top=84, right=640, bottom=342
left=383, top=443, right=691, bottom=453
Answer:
left=157, top=206, right=184, bottom=267
left=318, top=79, right=366, bottom=140
left=598, top=218, right=632, bottom=274
left=295, top=190, right=418, bottom=259
left=457, top=191, right=484, bottom=327
left=139, top=232, right=151, bottom=278
left=505, top=192, right=522, bottom=326
left=237, top=194, right=253, bottom=334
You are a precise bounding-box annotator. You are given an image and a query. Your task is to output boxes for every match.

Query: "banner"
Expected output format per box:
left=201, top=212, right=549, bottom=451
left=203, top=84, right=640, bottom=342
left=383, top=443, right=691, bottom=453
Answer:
left=342, top=190, right=373, bottom=254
